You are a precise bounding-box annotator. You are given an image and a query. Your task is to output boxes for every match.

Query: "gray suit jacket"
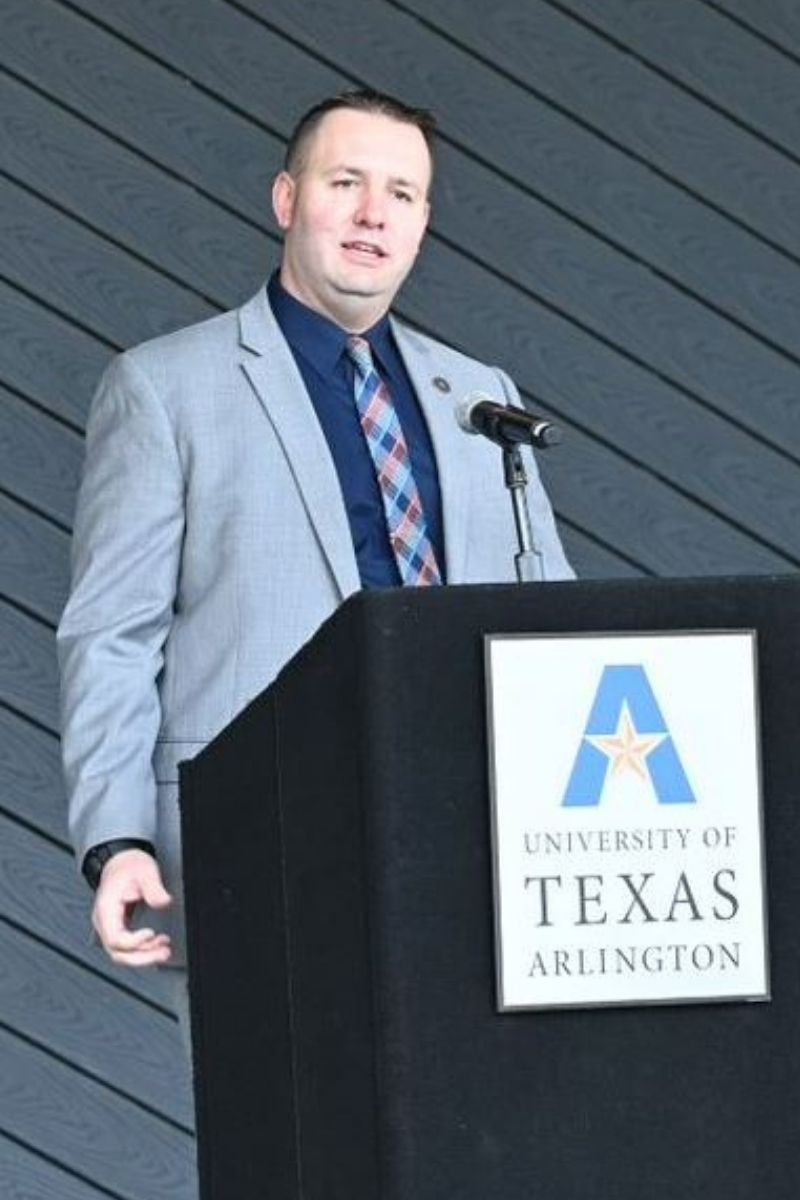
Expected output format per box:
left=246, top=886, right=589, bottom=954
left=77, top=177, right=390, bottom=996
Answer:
left=57, top=286, right=573, bottom=960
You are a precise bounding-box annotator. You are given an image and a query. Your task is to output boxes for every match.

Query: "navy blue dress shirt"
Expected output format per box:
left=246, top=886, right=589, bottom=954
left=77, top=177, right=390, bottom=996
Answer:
left=267, top=274, right=445, bottom=588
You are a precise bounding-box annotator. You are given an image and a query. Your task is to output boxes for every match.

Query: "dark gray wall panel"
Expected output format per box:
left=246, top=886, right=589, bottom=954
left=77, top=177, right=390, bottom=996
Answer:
left=245, top=0, right=800, bottom=311
left=0, top=0, right=290, bottom=223
left=60, top=0, right=344, bottom=135
left=0, top=1026, right=195, bottom=1200
left=1, top=388, right=82, bottom=527
left=1, top=1133, right=103, bottom=1200
left=550, top=525, right=643, bottom=578
left=0, top=708, right=67, bottom=842
left=559, top=0, right=800, bottom=161
left=0, top=603, right=58, bottom=731
left=0, top=920, right=193, bottom=1127
left=0, top=494, right=69, bottom=623
left=0, top=282, right=108, bottom=428
left=430, top=140, right=800, bottom=459
left=711, top=0, right=800, bottom=60
left=397, top=0, right=800, bottom=370
left=0, top=72, right=273, bottom=310
left=405, top=248, right=799, bottom=572
left=389, top=0, right=800, bottom=259
left=0, top=174, right=215, bottom=346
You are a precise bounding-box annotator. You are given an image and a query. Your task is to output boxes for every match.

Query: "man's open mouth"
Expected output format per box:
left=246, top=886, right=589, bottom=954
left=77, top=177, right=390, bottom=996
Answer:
left=341, top=241, right=387, bottom=258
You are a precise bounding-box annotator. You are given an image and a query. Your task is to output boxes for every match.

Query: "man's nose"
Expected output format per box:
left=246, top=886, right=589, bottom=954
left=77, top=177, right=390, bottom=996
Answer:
left=354, top=189, right=386, bottom=227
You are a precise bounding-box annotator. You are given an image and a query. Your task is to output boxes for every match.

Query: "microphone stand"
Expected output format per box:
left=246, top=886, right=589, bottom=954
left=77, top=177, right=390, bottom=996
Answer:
left=503, top=445, right=544, bottom=583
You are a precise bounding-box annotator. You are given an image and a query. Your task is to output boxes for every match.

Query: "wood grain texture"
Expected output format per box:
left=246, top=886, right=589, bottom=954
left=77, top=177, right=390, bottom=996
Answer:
left=247, top=0, right=800, bottom=271
left=0, top=920, right=193, bottom=1128
left=387, top=0, right=800, bottom=259
left=557, top=0, right=800, bottom=160
left=0, top=173, right=215, bottom=349
left=0, top=71, right=273, bottom=312
left=526, top=425, right=789, bottom=576
left=550, top=525, right=643, bottom=578
left=430, top=141, right=800, bottom=457
left=0, top=1026, right=196, bottom=1199
left=0, top=0, right=289, bottom=225
left=0, top=281, right=109, bottom=430
left=0, top=813, right=169, bottom=1008
left=0, top=708, right=67, bottom=843
left=1, top=388, right=82, bottom=527
left=0, top=494, right=70, bottom=624
left=0, top=603, right=58, bottom=730
left=62, top=0, right=345, bottom=134
left=405, top=247, right=800, bottom=569
left=407, top=239, right=800, bottom=559
left=394, top=0, right=800, bottom=356
left=711, top=0, right=800, bottom=61
left=0, top=1133, right=102, bottom=1200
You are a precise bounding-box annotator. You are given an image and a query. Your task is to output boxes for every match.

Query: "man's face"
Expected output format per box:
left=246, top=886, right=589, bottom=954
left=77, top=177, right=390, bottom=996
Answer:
left=272, top=108, right=432, bottom=331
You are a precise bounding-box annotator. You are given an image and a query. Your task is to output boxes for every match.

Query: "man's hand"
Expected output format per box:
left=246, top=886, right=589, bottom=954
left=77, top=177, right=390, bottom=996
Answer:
left=92, top=849, right=173, bottom=966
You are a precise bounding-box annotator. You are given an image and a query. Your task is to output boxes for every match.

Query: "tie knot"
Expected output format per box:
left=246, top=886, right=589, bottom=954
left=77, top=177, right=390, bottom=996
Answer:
left=346, top=335, right=374, bottom=379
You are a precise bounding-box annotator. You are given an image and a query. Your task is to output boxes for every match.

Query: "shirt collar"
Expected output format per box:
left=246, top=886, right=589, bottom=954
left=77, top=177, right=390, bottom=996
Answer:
left=268, top=272, right=399, bottom=379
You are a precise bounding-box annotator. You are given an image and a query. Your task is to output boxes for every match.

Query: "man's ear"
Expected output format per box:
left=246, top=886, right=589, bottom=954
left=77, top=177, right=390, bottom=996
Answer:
left=272, top=171, right=296, bottom=231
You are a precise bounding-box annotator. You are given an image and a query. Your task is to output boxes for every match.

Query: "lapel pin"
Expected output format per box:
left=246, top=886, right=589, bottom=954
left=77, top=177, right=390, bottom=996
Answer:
left=432, top=376, right=452, bottom=394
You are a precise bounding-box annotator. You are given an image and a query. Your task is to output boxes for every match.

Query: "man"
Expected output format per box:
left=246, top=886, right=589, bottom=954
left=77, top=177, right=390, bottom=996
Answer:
left=57, top=89, right=573, bottom=989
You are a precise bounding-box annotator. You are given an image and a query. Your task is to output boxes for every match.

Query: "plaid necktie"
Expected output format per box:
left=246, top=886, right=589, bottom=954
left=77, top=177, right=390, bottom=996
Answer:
left=346, top=335, right=442, bottom=586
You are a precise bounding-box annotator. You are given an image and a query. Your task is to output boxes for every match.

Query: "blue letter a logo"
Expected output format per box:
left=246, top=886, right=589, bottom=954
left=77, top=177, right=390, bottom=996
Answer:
left=563, top=664, right=695, bottom=807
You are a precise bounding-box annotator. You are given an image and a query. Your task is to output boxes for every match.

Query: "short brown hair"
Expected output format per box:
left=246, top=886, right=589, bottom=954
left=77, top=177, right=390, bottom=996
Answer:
left=284, top=88, right=437, bottom=182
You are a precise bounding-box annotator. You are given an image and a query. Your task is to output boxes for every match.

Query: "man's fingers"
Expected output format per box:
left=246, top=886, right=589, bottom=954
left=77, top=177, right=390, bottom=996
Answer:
left=103, top=924, right=172, bottom=966
left=140, top=875, right=172, bottom=910
left=91, top=851, right=173, bottom=966
left=108, top=941, right=173, bottom=967
left=103, top=925, right=168, bottom=953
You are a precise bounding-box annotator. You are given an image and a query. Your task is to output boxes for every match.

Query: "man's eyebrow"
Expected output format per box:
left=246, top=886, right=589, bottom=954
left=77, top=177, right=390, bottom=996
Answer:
left=389, top=176, right=422, bottom=194
left=324, top=165, right=423, bottom=193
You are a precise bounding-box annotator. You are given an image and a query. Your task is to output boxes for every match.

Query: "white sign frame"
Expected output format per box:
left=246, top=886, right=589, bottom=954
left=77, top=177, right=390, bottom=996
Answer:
left=485, top=629, right=770, bottom=1012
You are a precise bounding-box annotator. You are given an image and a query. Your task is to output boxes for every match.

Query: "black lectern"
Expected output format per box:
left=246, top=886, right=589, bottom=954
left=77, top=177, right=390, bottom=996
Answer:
left=181, top=577, right=800, bottom=1200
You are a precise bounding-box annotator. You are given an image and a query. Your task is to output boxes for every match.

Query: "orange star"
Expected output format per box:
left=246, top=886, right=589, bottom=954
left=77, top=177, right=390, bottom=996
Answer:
left=585, top=707, right=666, bottom=781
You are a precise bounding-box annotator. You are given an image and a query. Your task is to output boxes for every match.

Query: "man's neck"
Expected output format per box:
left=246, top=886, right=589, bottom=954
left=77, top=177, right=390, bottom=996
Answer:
left=276, top=270, right=389, bottom=335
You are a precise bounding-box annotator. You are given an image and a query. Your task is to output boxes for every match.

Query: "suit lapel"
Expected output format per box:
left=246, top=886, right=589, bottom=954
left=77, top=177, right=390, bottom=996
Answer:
left=238, top=289, right=360, bottom=600
left=392, top=320, right=471, bottom=584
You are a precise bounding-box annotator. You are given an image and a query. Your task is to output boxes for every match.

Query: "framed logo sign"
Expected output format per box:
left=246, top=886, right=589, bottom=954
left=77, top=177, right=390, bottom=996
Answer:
left=485, top=631, right=769, bottom=1011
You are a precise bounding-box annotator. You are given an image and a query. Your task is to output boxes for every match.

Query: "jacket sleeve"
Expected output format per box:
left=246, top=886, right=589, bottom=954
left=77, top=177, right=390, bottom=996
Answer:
left=56, top=351, right=186, bottom=867
left=493, top=366, right=575, bottom=582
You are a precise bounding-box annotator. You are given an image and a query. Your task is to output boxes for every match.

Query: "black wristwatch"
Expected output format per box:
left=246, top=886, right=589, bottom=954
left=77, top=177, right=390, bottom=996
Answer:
left=82, top=839, right=156, bottom=891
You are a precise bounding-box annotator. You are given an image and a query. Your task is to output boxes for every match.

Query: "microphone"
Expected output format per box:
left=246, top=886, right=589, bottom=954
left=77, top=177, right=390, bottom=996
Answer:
left=455, top=392, right=562, bottom=450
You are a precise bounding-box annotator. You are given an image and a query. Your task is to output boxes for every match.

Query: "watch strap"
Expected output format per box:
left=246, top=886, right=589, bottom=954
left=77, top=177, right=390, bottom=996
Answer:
left=82, top=839, right=156, bottom=891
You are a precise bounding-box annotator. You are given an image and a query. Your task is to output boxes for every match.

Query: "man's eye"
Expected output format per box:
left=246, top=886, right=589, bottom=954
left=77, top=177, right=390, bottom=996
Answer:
left=394, top=190, right=413, bottom=202
left=333, top=178, right=356, bottom=188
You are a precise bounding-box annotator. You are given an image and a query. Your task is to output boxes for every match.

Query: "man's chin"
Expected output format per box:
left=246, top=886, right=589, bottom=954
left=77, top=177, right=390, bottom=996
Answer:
left=331, top=277, right=389, bottom=301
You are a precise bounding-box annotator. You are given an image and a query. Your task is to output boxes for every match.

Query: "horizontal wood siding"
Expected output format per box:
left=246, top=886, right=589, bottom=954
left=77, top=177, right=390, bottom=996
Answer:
left=2, top=1, right=798, bottom=1194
